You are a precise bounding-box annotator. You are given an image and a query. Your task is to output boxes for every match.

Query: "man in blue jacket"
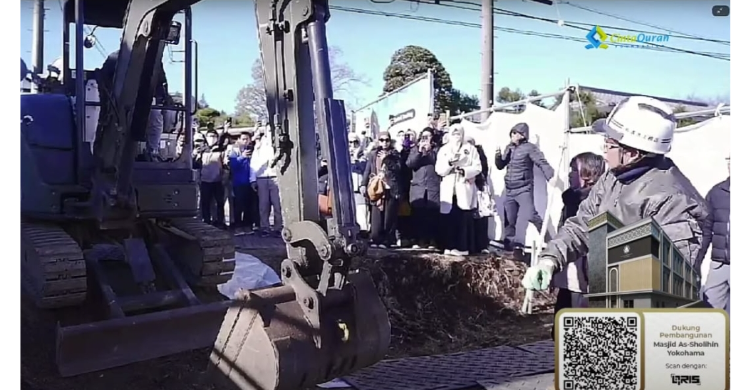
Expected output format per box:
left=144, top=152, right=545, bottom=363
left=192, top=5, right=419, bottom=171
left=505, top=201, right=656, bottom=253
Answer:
left=697, top=156, right=730, bottom=315
left=228, top=132, right=258, bottom=232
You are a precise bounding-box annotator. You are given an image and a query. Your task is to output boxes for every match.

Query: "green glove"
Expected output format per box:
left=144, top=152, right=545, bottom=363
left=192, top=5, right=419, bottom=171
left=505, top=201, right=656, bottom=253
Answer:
left=521, top=259, right=557, bottom=291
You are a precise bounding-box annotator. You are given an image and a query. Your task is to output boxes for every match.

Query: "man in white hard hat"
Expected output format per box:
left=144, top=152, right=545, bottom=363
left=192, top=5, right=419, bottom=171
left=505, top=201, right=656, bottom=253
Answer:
left=522, top=96, right=709, bottom=296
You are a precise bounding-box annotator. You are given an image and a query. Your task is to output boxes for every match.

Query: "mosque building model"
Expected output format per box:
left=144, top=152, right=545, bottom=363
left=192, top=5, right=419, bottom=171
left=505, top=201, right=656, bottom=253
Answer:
left=585, top=212, right=701, bottom=309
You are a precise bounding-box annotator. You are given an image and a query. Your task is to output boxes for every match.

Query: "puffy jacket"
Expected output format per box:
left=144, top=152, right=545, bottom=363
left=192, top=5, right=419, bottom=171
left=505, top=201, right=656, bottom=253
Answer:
left=696, top=178, right=730, bottom=267
left=494, top=124, right=554, bottom=190
left=195, top=146, right=226, bottom=183
left=540, top=157, right=709, bottom=270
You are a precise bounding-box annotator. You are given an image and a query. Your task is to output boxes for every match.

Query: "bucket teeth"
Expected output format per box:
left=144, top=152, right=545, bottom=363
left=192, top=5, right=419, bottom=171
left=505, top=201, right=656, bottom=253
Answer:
left=166, top=218, right=236, bottom=287
left=21, top=222, right=87, bottom=309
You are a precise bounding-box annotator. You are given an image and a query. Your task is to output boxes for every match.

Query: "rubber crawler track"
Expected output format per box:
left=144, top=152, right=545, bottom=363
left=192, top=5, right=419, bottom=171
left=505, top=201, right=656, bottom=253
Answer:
left=21, top=222, right=87, bottom=309
left=167, top=218, right=236, bottom=287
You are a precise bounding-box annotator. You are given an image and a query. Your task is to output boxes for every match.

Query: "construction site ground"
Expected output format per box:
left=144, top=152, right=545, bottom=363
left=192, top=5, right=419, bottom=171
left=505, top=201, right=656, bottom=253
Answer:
left=22, top=234, right=556, bottom=390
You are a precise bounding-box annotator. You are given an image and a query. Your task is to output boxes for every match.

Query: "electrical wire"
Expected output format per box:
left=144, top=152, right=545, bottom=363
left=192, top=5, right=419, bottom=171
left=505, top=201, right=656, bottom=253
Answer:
left=330, top=5, right=729, bottom=60
left=436, top=0, right=729, bottom=60
left=560, top=1, right=729, bottom=46
left=56, top=0, right=108, bottom=59
left=440, top=0, right=729, bottom=45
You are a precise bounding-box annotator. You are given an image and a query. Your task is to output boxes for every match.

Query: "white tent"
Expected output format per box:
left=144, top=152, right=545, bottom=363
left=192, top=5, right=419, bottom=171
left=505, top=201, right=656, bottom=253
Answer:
left=459, top=90, right=731, bottom=249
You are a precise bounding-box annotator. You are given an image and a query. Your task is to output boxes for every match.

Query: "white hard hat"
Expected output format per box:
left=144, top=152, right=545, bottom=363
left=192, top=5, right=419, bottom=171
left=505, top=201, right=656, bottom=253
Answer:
left=592, top=96, right=677, bottom=155
left=348, top=132, right=359, bottom=142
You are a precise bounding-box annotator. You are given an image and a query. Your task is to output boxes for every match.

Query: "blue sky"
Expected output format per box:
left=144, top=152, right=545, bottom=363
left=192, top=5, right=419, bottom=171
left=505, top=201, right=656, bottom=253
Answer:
left=20, top=0, right=730, bottom=113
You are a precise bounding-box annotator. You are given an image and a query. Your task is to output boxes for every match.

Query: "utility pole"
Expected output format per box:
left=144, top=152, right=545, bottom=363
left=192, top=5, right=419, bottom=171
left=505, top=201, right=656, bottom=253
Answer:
left=31, top=0, right=45, bottom=93
left=480, top=0, right=494, bottom=122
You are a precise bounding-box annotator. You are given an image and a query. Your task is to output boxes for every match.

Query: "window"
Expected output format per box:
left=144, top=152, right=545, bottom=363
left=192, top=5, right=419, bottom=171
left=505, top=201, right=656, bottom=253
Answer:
left=623, top=299, right=634, bottom=308
left=673, top=252, right=684, bottom=276
left=662, top=267, right=671, bottom=292
left=609, top=268, right=619, bottom=292
left=661, top=238, right=671, bottom=266
left=672, top=276, right=684, bottom=296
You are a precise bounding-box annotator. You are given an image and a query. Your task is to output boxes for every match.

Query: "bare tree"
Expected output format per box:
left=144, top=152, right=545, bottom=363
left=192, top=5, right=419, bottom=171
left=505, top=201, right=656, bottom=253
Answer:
left=234, top=46, right=368, bottom=122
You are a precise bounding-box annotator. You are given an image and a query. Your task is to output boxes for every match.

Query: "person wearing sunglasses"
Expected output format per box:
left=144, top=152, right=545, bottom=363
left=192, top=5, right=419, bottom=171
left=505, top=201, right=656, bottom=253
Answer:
left=522, top=96, right=709, bottom=300
left=361, top=131, right=404, bottom=248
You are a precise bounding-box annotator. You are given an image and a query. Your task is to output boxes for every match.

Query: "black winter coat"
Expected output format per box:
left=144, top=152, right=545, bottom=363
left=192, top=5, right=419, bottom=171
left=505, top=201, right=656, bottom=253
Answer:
left=405, top=147, right=441, bottom=207
left=697, top=178, right=730, bottom=265
left=494, top=141, right=554, bottom=191
left=361, top=148, right=404, bottom=199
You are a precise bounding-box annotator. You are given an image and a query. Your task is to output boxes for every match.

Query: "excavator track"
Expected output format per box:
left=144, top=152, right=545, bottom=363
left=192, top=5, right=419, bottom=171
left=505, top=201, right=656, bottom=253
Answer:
left=21, top=222, right=87, bottom=309
left=165, top=218, right=236, bottom=287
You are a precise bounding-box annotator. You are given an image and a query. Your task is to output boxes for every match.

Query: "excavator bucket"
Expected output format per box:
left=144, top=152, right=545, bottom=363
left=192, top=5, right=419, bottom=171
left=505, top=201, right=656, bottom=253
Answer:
left=209, top=270, right=391, bottom=390
left=56, top=300, right=231, bottom=377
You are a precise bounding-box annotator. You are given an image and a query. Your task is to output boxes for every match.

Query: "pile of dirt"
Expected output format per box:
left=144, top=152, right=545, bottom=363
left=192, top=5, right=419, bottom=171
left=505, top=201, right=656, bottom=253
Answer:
left=353, top=252, right=557, bottom=357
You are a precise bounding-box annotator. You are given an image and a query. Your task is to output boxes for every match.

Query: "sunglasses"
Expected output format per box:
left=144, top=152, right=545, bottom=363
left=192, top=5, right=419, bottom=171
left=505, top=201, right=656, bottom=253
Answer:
left=379, top=138, right=390, bottom=142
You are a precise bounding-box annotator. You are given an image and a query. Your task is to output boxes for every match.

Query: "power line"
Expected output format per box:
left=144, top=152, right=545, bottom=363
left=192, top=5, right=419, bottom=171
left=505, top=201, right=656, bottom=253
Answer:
left=56, top=0, right=108, bottom=59
left=436, top=0, right=729, bottom=45
left=330, top=5, right=729, bottom=60
left=559, top=1, right=729, bottom=46
left=436, top=0, right=729, bottom=60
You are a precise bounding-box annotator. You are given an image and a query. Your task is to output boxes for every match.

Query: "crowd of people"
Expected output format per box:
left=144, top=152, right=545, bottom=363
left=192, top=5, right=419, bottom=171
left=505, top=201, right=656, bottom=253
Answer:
left=325, top=115, right=558, bottom=257
left=179, top=96, right=729, bottom=317
left=185, top=123, right=284, bottom=238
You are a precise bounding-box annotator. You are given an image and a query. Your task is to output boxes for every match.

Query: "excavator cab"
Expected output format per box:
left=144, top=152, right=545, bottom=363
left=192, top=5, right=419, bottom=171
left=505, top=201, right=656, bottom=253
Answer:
left=21, top=0, right=390, bottom=388
left=21, top=0, right=198, bottom=220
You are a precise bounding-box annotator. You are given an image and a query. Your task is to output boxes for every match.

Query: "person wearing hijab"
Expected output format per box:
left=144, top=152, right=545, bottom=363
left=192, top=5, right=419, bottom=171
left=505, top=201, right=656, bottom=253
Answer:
left=435, top=124, right=482, bottom=256
left=361, top=131, right=404, bottom=248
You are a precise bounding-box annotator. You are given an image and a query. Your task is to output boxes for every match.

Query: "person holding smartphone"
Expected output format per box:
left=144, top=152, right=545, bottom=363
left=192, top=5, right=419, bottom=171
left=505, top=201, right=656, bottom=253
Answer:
left=227, top=132, right=258, bottom=232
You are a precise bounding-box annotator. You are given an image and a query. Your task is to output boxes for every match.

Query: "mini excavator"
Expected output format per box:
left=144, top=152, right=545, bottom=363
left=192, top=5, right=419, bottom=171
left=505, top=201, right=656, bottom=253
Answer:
left=20, top=0, right=390, bottom=388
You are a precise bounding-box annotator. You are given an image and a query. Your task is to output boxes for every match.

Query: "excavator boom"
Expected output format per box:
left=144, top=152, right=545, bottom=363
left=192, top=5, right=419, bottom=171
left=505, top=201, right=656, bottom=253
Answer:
left=209, top=1, right=390, bottom=388
left=51, top=0, right=390, bottom=388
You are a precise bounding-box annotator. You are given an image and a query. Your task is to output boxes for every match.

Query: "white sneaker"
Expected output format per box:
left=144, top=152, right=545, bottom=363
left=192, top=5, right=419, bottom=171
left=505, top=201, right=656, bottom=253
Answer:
left=481, top=249, right=490, bottom=254
left=412, top=245, right=421, bottom=249
left=378, top=244, right=388, bottom=249
left=450, top=250, right=469, bottom=256
left=443, top=249, right=451, bottom=255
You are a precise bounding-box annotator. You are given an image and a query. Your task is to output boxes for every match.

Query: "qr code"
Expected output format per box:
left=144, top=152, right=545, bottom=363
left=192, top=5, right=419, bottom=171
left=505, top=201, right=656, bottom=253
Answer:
left=558, top=312, right=641, bottom=390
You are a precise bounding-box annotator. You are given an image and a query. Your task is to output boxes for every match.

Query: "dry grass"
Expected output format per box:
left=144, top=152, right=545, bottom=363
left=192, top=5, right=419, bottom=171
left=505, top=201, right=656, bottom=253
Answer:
left=351, top=251, right=557, bottom=357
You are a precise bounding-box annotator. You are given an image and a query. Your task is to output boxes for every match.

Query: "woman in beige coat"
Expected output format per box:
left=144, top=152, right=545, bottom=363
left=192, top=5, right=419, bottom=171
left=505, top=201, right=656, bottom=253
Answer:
left=435, top=124, right=482, bottom=256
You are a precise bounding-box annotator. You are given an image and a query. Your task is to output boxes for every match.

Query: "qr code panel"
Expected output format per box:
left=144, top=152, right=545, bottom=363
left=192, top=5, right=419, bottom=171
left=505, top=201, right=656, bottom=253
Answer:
left=558, top=313, right=641, bottom=390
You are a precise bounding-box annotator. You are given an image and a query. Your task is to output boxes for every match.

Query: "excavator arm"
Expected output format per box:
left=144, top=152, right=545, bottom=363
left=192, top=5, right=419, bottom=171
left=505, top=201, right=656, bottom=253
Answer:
left=83, top=0, right=389, bottom=387
left=90, top=0, right=199, bottom=224
left=209, top=1, right=390, bottom=389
